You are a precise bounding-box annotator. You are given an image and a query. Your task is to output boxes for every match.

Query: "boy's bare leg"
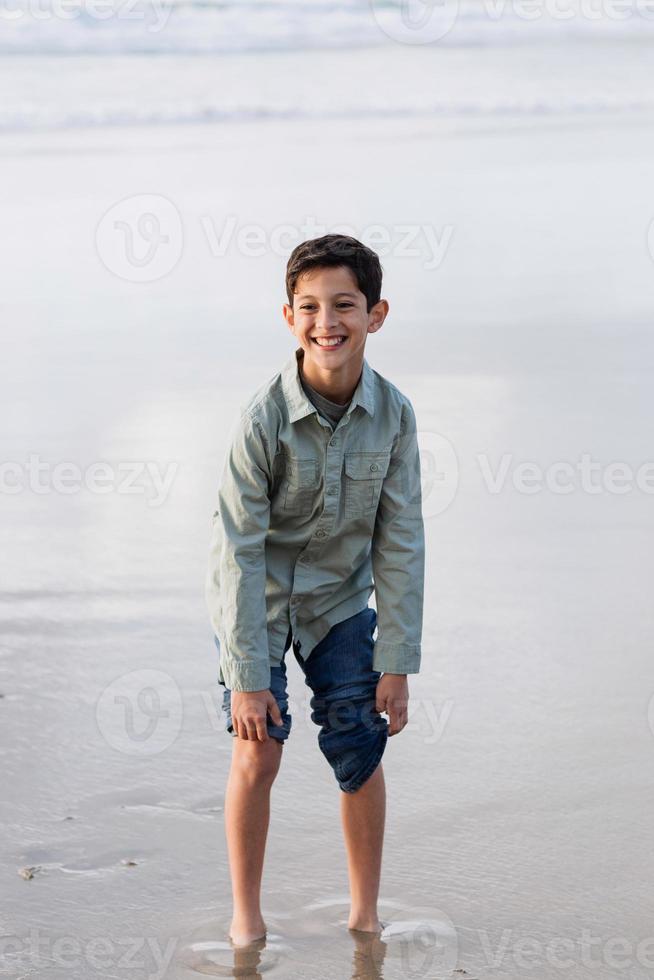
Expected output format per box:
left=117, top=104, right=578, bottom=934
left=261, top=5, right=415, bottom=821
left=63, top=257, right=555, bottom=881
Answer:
left=224, top=736, right=283, bottom=945
left=341, top=762, right=386, bottom=932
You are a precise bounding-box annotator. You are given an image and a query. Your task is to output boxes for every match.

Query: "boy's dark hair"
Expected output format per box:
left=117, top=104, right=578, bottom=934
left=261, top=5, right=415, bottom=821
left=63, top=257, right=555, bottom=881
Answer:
left=285, top=234, right=383, bottom=313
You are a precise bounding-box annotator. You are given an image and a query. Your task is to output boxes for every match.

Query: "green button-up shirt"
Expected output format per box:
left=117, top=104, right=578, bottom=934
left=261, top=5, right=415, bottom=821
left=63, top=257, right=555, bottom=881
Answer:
left=205, top=346, right=425, bottom=692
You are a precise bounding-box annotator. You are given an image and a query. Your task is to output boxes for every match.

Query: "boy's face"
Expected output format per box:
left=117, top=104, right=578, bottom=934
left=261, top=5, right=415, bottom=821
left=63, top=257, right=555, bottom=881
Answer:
left=283, top=265, right=388, bottom=376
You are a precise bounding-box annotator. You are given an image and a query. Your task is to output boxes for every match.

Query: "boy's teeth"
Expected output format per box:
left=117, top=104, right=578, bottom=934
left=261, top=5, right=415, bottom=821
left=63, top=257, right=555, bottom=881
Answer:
left=315, top=337, right=345, bottom=347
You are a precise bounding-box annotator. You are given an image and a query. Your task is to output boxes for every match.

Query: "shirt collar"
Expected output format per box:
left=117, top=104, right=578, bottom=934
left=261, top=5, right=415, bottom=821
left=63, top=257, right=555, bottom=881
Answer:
left=281, top=346, right=375, bottom=424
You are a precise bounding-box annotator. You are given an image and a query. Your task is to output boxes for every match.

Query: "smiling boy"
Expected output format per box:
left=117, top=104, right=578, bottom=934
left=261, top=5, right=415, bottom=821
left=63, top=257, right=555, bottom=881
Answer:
left=206, top=233, right=425, bottom=946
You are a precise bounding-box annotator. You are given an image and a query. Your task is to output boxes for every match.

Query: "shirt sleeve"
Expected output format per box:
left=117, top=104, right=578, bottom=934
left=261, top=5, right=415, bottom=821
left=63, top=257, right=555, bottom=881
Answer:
left=371, top=399, right=425, bottom=674
left=205, top=411, right=273, bottom=693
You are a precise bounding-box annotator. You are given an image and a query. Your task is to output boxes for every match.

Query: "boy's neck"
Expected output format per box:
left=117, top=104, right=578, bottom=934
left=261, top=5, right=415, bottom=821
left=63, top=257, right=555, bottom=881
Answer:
left=298, top=350, right=362, bottom=407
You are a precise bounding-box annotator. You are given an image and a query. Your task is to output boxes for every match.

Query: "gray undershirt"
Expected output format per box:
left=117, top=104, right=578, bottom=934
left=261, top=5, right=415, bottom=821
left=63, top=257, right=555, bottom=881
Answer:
left=300, top=372, right=351, bottom=430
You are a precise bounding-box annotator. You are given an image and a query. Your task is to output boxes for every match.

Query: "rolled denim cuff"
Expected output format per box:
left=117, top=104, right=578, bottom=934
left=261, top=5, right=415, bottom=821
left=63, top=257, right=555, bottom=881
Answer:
left=372, top=640, right=421, bottom=675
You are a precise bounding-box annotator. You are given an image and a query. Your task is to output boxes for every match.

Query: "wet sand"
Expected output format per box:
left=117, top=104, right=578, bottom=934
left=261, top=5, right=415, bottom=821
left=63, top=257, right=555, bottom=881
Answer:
left=2, top=105, right=654, bottom=979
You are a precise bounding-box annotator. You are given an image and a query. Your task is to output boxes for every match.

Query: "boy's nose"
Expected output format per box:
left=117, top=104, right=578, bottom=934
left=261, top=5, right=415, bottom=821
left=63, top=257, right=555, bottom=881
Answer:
left=315, top=319, right=340, bottom=333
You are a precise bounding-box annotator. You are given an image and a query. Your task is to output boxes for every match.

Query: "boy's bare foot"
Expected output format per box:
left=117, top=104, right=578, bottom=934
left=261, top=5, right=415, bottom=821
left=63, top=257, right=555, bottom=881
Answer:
left=229, top=917, right=267, bottom=946
left=348, top=915, right=384, bottom=933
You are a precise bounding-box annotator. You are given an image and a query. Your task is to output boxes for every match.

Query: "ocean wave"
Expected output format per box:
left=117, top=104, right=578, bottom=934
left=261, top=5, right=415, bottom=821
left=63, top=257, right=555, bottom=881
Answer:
left=1, top=0, right=653, bottom=55
left=2, top=96, right=653, bottom=133
left=2, top=0, right=382, bottom=54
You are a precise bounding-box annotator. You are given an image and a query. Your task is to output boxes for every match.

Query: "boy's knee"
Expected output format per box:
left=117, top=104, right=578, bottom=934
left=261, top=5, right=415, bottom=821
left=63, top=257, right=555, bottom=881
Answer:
left=231, top=738, right=283, bottom=785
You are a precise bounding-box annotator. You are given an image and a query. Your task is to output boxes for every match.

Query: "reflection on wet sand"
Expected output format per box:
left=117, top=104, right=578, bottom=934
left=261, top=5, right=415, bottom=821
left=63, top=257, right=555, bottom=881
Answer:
left=178, top=933, right=269, bottom=977
left=176, top=900, right=460, bottom=977
left=349, top=928, right=388, bottom=979
left=181, top=929, right=388, bottom=979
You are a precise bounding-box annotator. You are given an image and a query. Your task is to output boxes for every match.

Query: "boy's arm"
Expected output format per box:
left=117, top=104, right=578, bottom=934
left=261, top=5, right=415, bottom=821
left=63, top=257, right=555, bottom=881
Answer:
left=371, top=400, right=425, bottom=675
left=206, top=411, right=273, bottom=693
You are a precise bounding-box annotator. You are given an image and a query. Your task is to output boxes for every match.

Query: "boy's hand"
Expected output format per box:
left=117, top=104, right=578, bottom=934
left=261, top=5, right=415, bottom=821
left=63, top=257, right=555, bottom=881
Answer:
left=375, top=673, right=409, bottom=736
left=231, top=689, right=284, bottom=741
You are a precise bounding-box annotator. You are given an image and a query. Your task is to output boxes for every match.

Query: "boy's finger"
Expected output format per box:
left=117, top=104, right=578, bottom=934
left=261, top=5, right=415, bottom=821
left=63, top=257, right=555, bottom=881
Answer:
left=255, top=718, right=269, bottom=741
left=270, top=706, right=284, bottom=727
left=388, top=705, right=404, bottom=736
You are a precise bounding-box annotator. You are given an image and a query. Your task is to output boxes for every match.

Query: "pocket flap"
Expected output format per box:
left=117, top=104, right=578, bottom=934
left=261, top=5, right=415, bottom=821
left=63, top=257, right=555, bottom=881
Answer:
left=344, top=452, right=391, bottom=480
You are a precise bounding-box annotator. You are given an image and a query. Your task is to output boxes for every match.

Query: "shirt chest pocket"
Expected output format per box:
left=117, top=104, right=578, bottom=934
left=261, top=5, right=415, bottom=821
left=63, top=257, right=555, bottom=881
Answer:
left=281, top=456, right=320, bottom=516
left=343, top=451, right=391, bottom=519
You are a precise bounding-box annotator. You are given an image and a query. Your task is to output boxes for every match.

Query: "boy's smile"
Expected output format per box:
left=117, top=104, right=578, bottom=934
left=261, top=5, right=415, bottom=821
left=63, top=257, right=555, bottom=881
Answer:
left=283, top=265, right=388, bottom=405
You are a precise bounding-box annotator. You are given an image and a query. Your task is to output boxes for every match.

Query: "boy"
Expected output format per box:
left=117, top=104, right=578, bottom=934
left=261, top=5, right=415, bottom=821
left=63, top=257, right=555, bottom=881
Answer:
left=206, top=233, right=425, bottom=946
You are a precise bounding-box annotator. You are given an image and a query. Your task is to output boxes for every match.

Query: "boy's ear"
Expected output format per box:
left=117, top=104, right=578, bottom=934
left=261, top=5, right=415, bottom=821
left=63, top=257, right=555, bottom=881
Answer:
left=282, top=303, right=295, bottom=330
left=368, top=298, right=389, bottom=333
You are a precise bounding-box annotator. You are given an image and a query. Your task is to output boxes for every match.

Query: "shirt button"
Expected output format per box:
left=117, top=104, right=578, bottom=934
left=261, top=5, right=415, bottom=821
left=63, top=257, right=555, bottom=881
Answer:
left=326, top=486, right=337, bottom=495
left=315, top=529, right=327, bottom=538
left=370, top=463, right=379, bottom=472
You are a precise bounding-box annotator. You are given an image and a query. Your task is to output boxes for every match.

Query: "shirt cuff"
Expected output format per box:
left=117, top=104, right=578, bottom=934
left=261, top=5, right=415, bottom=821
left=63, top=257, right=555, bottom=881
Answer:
left=219, top=657, right=271, bottom=693
left=372, top=641, right=421, bottom=675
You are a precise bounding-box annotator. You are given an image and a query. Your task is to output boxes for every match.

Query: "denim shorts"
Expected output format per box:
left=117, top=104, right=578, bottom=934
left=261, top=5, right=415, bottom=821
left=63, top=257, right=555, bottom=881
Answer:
left=217, top=606, right=389, bottom=794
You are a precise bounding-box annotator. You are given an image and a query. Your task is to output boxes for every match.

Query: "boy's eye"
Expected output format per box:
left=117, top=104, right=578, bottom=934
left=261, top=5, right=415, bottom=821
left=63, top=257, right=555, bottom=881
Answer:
left=300, top=303, right=353, bottom=310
